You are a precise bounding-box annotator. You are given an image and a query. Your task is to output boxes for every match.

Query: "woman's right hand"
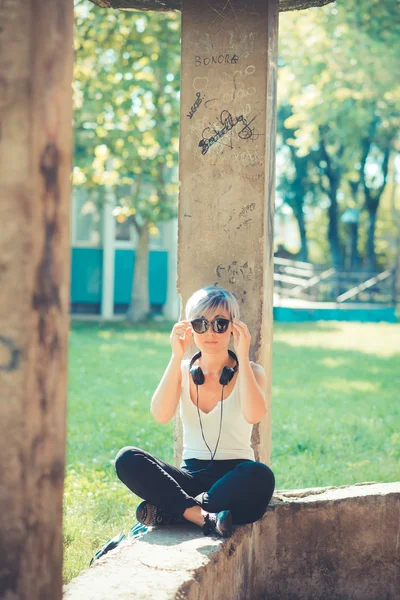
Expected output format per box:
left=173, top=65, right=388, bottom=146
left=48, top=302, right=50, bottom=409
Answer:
left=170, top=320, right=193, bottom=359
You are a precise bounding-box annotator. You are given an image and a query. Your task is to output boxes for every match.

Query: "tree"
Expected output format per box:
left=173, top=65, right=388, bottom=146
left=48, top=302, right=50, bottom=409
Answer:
left=277, top=103, right=320, bottom=262
left=278, top=0, right=400, bottom=268
left=74, top=1, right=181, bottom=320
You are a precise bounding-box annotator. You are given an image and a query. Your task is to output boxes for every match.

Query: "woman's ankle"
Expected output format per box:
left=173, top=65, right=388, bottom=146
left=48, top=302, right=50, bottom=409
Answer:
left=183, top=505, right=205, bottom=527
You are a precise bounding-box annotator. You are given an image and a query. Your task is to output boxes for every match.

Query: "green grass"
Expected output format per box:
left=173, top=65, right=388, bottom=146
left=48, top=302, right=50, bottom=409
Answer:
left=64, top=320, right=400, bottom=583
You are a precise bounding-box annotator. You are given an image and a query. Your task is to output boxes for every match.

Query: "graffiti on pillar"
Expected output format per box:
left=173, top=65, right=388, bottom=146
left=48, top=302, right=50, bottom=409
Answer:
left=220, top=65, right=256, bottom=106
left=186, top=92, right=205, bottom=119
left=233, top=149, right=264, bottom=168
left=186, top=4, right=266, bottom=162
left=207, top=1, right=251, bottom=37
left=199, top=109, right=260, bottom=155
left=240, top=171, right=263, bottom=183
left=236, top=202, right=256, bottom=230
left=195, top=54, right=239, bottom=67
left=217, top=202, right=258, bottom=234
left=0, top=336, right=21, bottom=372
left=193, top=76, right=209, bottom=93
left=238, top=202, right=257, bottom=217
left=215, top=260, right=253, bottom=284
left=204, top=98, right=219, bottom=110
left=211, top=285, right=248, bottom=305
left=189, top=61, right=263, bottom=156
left=234, top=289, right=248, bottom=304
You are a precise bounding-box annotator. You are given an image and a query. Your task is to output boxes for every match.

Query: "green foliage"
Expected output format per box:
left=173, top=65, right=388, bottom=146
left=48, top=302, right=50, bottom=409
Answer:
left=73, top=1, right=181, bottom=226
left=280, top=2, right=399, bottom=155
left=278, top=0, right=400, bottom=266
left=342, top=0, right=400, bottom=56
left=64, top=320, right=400, bottom=583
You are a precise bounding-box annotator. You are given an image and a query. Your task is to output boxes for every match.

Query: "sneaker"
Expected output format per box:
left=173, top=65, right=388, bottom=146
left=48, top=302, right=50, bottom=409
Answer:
left=202, top=510, right=232, bottom=538
left=136, top=501, right=185, bottom=526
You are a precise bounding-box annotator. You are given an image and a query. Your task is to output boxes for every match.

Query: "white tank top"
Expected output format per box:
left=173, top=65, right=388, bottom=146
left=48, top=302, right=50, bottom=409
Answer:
left=179, top=359, right=255, bottom=461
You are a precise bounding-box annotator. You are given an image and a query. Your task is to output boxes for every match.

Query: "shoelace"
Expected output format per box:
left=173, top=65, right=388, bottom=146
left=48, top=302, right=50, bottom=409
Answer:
left=203, top=513, right=217, bottom=535
left=140, top=502, right=178, bottom=526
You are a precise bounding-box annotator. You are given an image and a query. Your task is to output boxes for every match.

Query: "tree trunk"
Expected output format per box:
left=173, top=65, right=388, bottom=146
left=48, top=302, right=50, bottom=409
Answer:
left=127, top=225, right=150, bottom=322
left=362, top=146, right=390, bottom=272
left=365, top=207, right=378, bottom=271
left=294, top=207, right=309, bottom=262
left=348, top=182, right=361, bottom=270
left=391, top=158, right=400, bottom=304
left=317, top=132, right=343, bottom=269
left=328, top=185, right=342, bottom=268
left=349, top=222, right=360, bottom=270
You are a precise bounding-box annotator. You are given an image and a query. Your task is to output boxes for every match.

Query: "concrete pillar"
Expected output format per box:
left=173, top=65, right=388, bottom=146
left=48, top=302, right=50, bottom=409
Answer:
left=101, top=188, right=116, bottom=319
left=0, top=1, right=73, bottom=598
left=175, top=0, right=278, bottom=465
left=163, top=218, right=180, bottom=321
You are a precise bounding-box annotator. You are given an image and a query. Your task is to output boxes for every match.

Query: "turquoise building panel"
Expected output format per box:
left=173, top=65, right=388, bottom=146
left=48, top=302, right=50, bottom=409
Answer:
left=273, top=306, right=397, bottom=323
left=71, top=248, right=103, bottom=303
left=114, top=249, right=168, bottom=305
left=70, top=247, right=168, bottom=307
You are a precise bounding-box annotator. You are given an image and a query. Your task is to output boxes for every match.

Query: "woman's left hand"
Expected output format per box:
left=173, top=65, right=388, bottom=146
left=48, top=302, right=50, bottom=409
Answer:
left=231, top=319, right=251, bottom=360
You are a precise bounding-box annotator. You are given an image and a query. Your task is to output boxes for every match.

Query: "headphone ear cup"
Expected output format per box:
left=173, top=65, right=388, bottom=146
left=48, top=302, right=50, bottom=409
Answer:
left=219, top=366, right=235, bottom=386
left=190, top=365, right=205, bottom=386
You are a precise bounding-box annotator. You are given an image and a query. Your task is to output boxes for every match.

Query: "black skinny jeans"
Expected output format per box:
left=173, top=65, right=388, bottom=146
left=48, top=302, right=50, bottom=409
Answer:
left=115, top=447, right=275, bottom=525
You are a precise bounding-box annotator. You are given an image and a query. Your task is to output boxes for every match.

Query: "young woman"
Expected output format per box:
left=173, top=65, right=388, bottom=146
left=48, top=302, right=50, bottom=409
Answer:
left=115, top=286, right=275, bottom=538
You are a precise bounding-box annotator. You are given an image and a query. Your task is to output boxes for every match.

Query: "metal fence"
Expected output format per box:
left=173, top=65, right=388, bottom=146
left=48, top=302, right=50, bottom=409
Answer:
left=274, top=257, right=397, bottom=305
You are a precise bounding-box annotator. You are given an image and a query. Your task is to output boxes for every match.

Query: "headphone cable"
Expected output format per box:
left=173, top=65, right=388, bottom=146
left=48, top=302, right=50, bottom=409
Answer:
left=191, top=384, right=224, bottom=474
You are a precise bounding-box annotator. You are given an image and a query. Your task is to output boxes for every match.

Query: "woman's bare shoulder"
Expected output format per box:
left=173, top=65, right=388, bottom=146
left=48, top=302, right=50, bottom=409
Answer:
left=180, top=358, right=191, bottom=385
left=249, top=360, right=265, bottom=373
left=249, top=362, right=267, bottom=389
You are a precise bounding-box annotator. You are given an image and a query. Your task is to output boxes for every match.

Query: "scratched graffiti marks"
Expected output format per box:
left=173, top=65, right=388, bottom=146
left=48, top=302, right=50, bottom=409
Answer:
left=199, top=109, right=260, bottom=155
left=205, top=4, right=257, bottom=60
left=207, top=1, right=249, bottom=38
left=220, top=65, right=257, bottom=107
left=0, top=336, right=22, bottom=372
left=193, top=60, right=263, bottom=157
left=212, top=284, right=248, bottom=305
left=187, top=92, right=205, bottom=120
left=195, top=54, right=239, bottom=67
left=218, top=202, right=256, bottom=234
left=234, top=289, right=248, bottom=305
left=215, top=260, right=253, bottom=285
left=237, top=202, right=256, bottom=230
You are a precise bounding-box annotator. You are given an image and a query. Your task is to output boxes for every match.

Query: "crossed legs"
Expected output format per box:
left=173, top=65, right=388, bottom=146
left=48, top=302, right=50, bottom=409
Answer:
left=115, top=447, right=275, bottom=528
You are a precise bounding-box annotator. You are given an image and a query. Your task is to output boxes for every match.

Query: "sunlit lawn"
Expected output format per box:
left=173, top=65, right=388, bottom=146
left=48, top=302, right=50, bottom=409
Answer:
left=64, top=319, right=400, bottom=583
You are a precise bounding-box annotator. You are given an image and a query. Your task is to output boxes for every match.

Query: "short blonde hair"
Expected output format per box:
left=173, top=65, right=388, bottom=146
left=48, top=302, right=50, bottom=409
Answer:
left=185, top=286, right=240, bottom=321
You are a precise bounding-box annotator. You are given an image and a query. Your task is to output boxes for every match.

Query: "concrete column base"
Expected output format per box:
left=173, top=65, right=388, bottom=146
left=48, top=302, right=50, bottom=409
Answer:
left=64, top=482, right=400, bottom=600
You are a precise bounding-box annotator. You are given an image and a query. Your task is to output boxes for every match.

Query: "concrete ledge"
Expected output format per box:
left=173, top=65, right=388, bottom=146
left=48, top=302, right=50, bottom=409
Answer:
left=64, top=482, right=400, bottom=600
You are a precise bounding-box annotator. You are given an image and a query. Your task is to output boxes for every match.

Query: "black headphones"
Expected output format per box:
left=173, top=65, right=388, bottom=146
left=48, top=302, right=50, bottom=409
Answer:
left=189, top=349, right=239, bottom=386
left=188, top=350, right=239, bottom=473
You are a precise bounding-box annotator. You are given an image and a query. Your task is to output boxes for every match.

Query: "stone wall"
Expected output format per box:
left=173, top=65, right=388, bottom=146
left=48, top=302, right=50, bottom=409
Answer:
left=64, top=482, right=400, bottom=600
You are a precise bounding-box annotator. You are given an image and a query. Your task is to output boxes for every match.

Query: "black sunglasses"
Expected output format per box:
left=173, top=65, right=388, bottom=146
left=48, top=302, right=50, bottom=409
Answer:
left=190, top=317, right=231, bottom=334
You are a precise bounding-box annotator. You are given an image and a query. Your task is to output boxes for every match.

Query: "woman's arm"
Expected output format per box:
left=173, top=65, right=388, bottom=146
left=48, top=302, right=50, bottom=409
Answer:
left=238, top=360, right=267, bottom=425
left=150, top=355, right=183, bottom=424
left=231, top=318, right=267, bottom=424
left=150, top=320, right=192, bottom=424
